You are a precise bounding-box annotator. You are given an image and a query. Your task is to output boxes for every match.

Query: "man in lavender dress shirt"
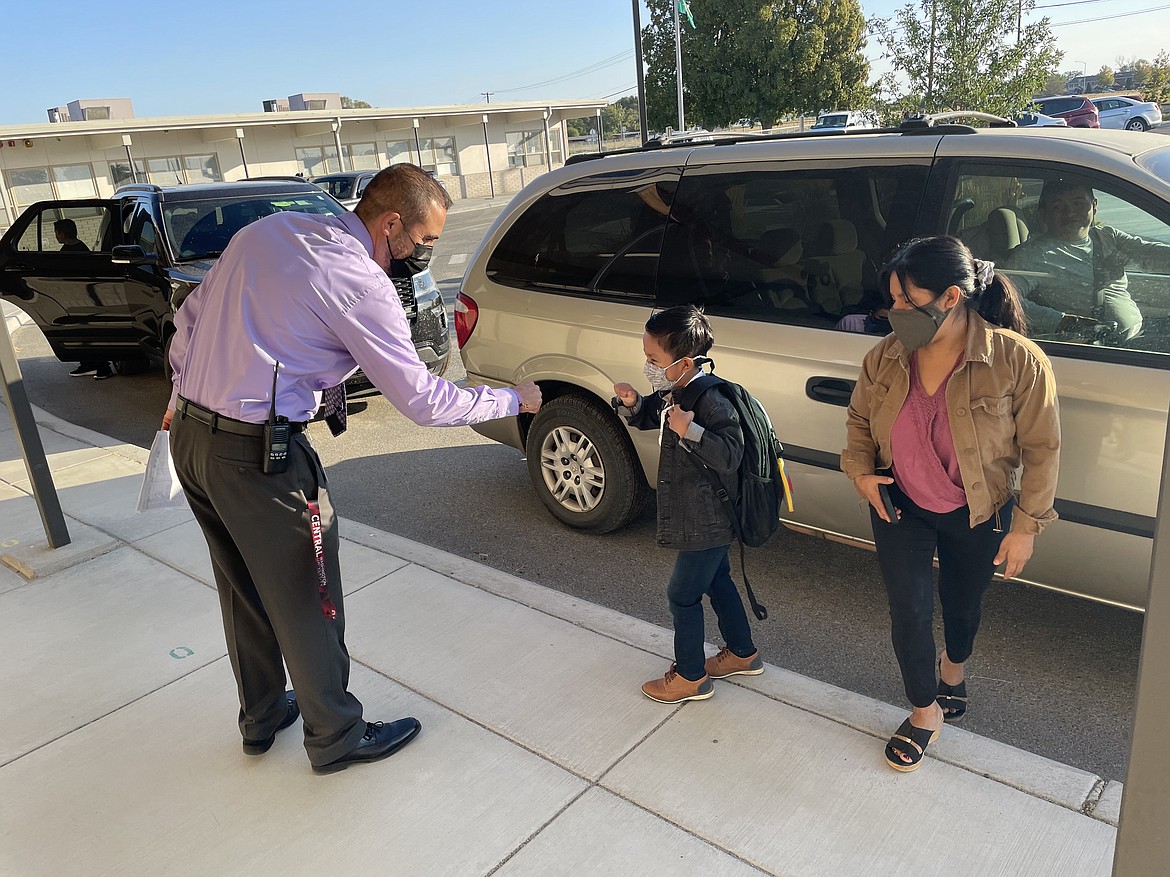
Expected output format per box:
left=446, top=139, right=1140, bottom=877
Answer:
left=162, top=164, right=541, bottom=773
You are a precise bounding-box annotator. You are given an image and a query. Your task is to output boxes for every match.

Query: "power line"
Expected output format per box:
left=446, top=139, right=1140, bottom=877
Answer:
left=597, top=84, right=637, bottom=100
left=1034, top=0, right=1112, bottom=8
left=494, top=50, right=635, bottom=95
left=1051, top=2, right=1170, bottom=25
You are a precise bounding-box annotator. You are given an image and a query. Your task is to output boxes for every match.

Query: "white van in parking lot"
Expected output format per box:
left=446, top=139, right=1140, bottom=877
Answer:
left=454, top=121, right=1170, bottom=611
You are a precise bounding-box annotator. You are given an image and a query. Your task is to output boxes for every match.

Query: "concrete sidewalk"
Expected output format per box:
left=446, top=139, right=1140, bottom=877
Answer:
left=0, top=404, right=1120, bottom=876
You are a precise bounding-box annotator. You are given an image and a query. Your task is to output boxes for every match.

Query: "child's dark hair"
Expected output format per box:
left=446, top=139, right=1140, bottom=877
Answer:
left=645, top=305, right=715, bottom=360
left=881, top=235, right=1028, bottom=334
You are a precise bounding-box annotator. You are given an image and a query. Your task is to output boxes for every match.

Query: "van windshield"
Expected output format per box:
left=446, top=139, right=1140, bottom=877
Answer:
left=163, top=193, right=345, bottom=261
left=813, top=114, right=848, bottom=129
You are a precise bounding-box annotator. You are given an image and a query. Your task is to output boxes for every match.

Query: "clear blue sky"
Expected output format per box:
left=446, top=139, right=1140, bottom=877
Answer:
left=3, top=0, right=1165, bottom=126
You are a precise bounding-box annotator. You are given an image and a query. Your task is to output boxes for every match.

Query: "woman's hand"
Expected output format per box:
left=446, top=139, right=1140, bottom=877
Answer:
left=854, top=474, right=897, bottom=523
left=994, top=531, right=1035, bottom=579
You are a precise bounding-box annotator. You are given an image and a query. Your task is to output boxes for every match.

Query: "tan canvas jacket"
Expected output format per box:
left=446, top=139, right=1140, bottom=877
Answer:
left=842, top=311, right=1060, bottom=535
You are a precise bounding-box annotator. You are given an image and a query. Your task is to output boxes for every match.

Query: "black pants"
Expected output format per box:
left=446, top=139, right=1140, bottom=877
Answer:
left=170, top=417, right=366, bottom=766
left=870, top=483, right=1012, bottom=708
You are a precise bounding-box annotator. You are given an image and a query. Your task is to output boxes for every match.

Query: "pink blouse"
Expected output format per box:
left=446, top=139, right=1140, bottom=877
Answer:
left=890, top=353, right=968, bottom=513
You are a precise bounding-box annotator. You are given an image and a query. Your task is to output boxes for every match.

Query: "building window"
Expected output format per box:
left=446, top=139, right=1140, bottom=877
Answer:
left=305, top=100, right=327, bottom=111
left=506, top=129, right=560, bottom=168
left=5, top=164, right=98, bottom=208
left=419, top=137, right=457, bottom=176
left=83, top=106, right=111, bottom=121
left=295, top=145, right=339, bottom=177
left=108, top=154, right=222, bottom=188
left=344, top=141, right=380, bottom=170
left=386, top=139, right=414, bottom=165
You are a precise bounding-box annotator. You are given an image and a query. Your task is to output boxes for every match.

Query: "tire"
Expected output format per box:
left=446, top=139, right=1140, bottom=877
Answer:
left=525, top=394, right=648, bottom=533
left=116, top=357, right=150, bottom=376
left=1126, top=117, right=1149, bottom=132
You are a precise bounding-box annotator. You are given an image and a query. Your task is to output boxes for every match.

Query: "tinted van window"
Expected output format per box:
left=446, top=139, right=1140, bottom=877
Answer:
left=949, top=164, right=1170, bottom=355
left=655, top=164, right=929, bottom=327
left=486, top=169, right=681, bottom=300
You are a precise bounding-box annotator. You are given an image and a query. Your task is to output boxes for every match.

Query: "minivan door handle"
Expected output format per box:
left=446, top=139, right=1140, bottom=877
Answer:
left=806, top=377, right=856, bottom=407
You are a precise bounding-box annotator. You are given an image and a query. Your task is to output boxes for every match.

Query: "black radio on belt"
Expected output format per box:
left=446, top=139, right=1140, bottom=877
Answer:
left=263, top=362, right=291, bottom=475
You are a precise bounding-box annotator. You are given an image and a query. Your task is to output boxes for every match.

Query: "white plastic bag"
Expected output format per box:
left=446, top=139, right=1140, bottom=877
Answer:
left=136, top=430, right=188, bottom=513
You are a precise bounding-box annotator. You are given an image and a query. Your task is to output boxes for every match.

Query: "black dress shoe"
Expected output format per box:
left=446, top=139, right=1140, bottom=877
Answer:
left=312, top=717, right=421, bottom=774
left=242, top=691, right=300, bottom=755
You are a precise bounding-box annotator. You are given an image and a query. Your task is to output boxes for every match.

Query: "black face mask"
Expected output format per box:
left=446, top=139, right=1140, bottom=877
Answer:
left=400, top=241, right=433, bottom=276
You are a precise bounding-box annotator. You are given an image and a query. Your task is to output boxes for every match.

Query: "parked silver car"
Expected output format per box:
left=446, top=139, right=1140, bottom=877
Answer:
left=1091, top=95, right=1163, bottom=131
left=455, top=122, right=1170, bottom=611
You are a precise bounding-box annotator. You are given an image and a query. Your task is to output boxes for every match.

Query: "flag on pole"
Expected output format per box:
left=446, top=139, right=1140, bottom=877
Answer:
left=678, top=0, right=695, bottom=29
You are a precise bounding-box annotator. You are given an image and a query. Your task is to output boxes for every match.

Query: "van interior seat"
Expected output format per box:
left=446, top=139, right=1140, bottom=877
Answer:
left=804, top=219, right=866, bottom=314
left=960, top=206, right=1029, bottom=264
left=751, top=228, right=810, bottom=310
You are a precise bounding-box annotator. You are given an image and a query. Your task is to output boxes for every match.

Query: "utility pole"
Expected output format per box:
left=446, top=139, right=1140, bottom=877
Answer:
left=632, top=0, right=649, bottom=145
left=481, top=92, right=493, bottom=104
left=1017, top=0, right=1022, bottom=43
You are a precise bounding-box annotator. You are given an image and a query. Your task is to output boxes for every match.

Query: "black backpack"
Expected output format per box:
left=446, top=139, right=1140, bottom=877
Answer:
left=695, top=375, right=791, bottom=620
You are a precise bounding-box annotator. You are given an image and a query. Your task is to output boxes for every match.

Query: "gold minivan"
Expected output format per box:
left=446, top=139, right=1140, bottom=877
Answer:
left=455, top=124, right=1170, bottom=610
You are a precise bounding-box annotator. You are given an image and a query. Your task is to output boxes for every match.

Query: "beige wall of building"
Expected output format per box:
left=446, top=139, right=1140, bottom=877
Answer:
left=0, top=99, right=603, bottom=231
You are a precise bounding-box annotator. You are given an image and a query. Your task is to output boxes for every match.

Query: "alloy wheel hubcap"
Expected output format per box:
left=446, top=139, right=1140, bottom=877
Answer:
left=538, top=425, right=605, bottom=512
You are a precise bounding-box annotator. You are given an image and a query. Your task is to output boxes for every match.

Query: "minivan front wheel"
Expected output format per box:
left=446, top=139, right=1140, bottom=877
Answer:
left=526, top=395, right=646, bottom=533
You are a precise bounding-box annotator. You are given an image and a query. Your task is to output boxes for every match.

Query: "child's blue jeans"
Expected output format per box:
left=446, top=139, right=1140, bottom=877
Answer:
left=668, top=544, right=756, bottom=680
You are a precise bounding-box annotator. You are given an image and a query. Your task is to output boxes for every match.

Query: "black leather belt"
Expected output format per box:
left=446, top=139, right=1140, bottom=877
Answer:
left=176, top=397, right=306, bottom=437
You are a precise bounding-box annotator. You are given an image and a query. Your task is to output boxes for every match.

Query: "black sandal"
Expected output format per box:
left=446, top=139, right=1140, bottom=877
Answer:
left=936, top=659, right=968, bottom=722
left=884, top=718, right=940, bottom=772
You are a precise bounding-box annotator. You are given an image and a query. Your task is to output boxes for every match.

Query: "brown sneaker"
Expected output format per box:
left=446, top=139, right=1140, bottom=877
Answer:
left=641, top=665, right=714, bottom=703
left=705, top=647, right=764, bottom=679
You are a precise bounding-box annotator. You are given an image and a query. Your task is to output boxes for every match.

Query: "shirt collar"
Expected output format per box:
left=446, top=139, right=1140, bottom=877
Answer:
left=340, top=210, right=376, bottom=258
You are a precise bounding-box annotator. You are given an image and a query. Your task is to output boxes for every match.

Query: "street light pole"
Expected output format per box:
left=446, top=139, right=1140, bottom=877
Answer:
left=673, top=0, right=684, bottom=132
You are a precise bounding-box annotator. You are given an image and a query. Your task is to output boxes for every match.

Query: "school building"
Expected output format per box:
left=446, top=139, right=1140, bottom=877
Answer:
left=0, top=94, right=609, bottom=232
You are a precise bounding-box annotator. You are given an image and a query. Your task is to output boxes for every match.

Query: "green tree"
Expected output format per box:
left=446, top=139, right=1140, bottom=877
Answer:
left=1143, top=51, right=1170, bottom=105
left=340, top=96, right=372, bottom=109
left=874, top=0, right=1062, bottom=119
left=641, top=0, right=870, bottom=132
left=1042, top=71, right=1068, bottom=95
left=602, top=95, right=640, bottom=136
left=1096, top=65, right=1115, bottom=90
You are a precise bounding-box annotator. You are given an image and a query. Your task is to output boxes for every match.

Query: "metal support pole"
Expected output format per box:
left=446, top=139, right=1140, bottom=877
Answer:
left=332, top=119, right=346, bottom=173
left=543, top=110, right=553, bottom=170
left=633, top=0, right=649, bottom=145
left=674, top=0, right=685, bottom=132
left=0, top=317, right=69, bottom=548
left=412, top=118, right=422, bottom=166
left=597, top=109, right=603, bottom=154
left=235, top=128, right=249, bottom=178
left=481, top=115, right=495, bottom=199
left=121, top=133, right=137, bottom=183
left=1113, top=415, right=1170, bottom=873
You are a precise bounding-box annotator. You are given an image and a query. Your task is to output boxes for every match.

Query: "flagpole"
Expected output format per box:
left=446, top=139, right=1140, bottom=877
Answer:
left=674, top=0, right=684, bottom=131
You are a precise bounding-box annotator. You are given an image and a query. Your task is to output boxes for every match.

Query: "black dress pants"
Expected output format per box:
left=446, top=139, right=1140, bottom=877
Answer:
left=870, top=482, right=1012, bottom=708
left=170, top=417, right=366, bottom=766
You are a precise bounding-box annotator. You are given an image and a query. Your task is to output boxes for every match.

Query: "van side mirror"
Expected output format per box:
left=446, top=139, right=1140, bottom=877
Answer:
left=111, top=245, right=154, bottom=265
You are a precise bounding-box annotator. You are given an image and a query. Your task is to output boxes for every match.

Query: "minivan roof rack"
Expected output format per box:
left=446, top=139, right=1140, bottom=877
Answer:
left=114, top=183, right=163, bottom=194
left=565, top=110, right=1016, bottom=165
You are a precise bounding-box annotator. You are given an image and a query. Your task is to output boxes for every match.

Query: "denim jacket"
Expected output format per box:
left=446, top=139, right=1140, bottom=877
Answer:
left=618, top=372, right=744, bottom=550
left=842, top=311, right=1060, bottom=535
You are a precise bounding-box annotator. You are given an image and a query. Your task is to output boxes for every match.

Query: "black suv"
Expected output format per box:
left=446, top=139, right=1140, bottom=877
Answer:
left=0, top=180, right=450, bottom=380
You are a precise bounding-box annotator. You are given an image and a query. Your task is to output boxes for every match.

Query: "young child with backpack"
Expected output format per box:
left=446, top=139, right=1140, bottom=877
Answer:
left=613, top=305, right=764, bottom=703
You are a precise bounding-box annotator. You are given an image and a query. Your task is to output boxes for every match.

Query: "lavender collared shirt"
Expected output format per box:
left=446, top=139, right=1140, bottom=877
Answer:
left=168, top=210, right=518, bottom=425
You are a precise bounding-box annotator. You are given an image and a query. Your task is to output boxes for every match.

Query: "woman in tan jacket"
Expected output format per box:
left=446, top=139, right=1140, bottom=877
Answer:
left=843, top=236, right=1060, bottom=772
